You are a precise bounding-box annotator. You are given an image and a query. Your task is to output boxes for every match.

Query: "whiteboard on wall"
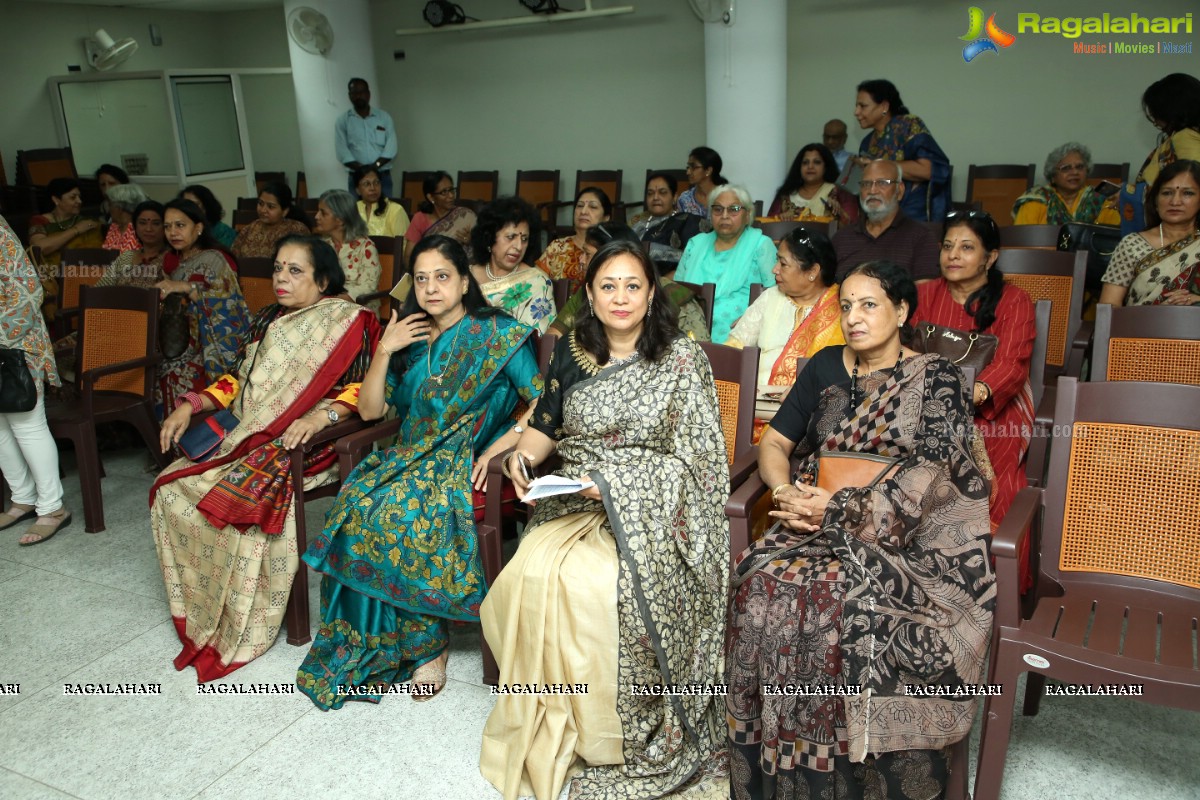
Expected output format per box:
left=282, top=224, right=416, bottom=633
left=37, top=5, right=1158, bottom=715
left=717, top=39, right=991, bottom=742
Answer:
left=171, top=76, right=244, bottom=175
left=58, top=78, right=175, bottom=176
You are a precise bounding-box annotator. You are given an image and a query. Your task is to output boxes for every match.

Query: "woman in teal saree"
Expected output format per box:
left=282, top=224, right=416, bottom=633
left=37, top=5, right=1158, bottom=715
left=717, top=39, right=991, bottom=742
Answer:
left=297, top=235, right=542, bottom=709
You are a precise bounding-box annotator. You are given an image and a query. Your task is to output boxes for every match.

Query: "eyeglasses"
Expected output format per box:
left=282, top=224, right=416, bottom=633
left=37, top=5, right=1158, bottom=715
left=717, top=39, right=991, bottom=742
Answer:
left=859, top=179, right=898, bottom=190
left=944, top=208, right=1000, bottom=235
left=432, top=186, right=457, bottom=196
left=711, top=204, right=744, bottom=217
left=1056, top=163, right=1087, bottom=173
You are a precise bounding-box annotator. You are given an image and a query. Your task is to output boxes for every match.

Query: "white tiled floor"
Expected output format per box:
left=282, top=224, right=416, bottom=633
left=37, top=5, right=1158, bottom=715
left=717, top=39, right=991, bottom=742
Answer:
left=0, top=448, right=1196, bottom=799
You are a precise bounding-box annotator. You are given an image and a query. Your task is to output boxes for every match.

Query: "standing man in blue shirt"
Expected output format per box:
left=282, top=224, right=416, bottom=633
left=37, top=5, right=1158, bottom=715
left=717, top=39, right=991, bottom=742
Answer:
left=334, top=78, right=397, bottom=196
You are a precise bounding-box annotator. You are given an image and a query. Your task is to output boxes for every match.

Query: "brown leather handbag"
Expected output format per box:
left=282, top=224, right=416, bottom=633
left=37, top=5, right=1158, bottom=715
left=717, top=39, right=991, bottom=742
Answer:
left=911, top=323, right=998, bottom=374
left=816, top=451, right=901, bottom=493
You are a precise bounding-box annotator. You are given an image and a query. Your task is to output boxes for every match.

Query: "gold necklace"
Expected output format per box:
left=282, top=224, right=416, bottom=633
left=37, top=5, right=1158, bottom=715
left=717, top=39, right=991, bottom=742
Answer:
left=426, top=316, right=465, bottom=386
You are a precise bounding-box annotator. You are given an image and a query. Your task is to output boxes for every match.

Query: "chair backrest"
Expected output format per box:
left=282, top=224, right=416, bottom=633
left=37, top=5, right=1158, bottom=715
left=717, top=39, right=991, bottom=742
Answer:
left=998, top=224, right=1059, bottom=250
left=254, top=171, right=286, bottom=195
left=457, top=170, right=499, bottom=203
left=1001, top=248, right=1085, bottom=372
left=401, top=171, right=438, bottom=216
left=236, top=196, right=258, bottom=211
left=368, top=234, right=398, bottom=320
left=748, top=283, right=765, bottom=305
left=1092, top=304, right=1200, bottom=385
left=576, top=169, right=622, bottom=206
left=966, top=164, right=1036, bottom=221
left=537, top=332, right=558, bottom=375
left=550, top=278, right=571, bottom=315
left=1087, top=162, right=1130, bottom=187
left=233, top=208, right=256, bottom=231
left=16, top=148, right=77, bottom=185
left=59, top=248, right=120, bottom=311
left=299, top=197, right=321, bottom=216
left=237, top=256, right=276, bottom=313
left=753, top=219, right=831, bottom=243
left=515, top=170, right=561, bottom=225
left=296, top=171, right=308, bottom=199
left=1041, top=379, right=1200, bottom=592
left=675, top=280, right=716, bottom=334
left=76, top=285, right=158, bottom=397
left=698, top=341, right=760, bottom=463
left=1030, top=299, right=1051, bottom=410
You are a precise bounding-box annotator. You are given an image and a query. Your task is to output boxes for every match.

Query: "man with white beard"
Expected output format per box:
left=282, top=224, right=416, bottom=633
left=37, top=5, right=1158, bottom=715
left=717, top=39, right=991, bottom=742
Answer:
left=831, top=159, right=940, bottom=283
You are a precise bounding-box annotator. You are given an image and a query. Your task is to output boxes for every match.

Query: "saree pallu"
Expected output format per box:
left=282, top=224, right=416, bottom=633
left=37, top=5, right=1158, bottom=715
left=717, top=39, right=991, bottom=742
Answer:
left=859, top=115, right=951, bottom=222
left=1011, top=184, right=1113, bottom=226
left=149, top=299, right=375, bottom=682
left=481, top=336, right=730, bottom=800
left=297, top=313, right=541, bottom=710
left=1131, top=231, right=1200, bottom=306
left=157, top=249, right=249, bottom=414
left=728, top=355, right=996, bottom=799
left=1120, top=129, right=1200, bottom=236
left=480, top=266, right=557, bottom=334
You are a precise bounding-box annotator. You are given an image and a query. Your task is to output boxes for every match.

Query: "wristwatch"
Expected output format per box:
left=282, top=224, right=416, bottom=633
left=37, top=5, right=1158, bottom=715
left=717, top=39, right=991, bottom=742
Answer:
left=326, top=408, right=340, bottom=424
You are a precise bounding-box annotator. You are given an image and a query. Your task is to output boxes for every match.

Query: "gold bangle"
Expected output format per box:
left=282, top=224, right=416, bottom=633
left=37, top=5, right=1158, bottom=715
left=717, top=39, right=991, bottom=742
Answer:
left=771, top=483, right=790, bottom=507
left=500, top=454, right=514, bottom=480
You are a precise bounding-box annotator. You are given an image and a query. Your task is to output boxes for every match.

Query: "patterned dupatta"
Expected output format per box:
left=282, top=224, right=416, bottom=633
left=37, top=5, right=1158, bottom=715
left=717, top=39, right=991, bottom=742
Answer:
left=426, top=205, right=476, bottom=246
left=1013, top=184, right=1107, bottom=225
left=816, top=355, right=996, bottom=758
left=150, top=299, right=374, bottom=531
left=526, top=337, right=729, bottom=781
left=1129, top=230, right=1200, bottom=305
left=767, top=285, right=843, bottom=386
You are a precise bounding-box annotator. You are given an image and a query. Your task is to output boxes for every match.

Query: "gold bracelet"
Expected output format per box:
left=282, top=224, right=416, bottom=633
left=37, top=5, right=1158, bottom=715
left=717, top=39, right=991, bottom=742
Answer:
left=500, top=454, right=514, bottom=480
left=771, top=483, right=790, bottom=507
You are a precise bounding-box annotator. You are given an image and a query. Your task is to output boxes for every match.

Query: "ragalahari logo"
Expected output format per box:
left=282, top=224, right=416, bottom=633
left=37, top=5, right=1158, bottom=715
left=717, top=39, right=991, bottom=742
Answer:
left=959, top=7, right=1016, bottom=61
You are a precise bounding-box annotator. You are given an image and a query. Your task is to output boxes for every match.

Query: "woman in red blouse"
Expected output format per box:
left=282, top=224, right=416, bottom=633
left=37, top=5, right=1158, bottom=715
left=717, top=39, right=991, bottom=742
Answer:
left=910, top=210, right=1036, bottom=591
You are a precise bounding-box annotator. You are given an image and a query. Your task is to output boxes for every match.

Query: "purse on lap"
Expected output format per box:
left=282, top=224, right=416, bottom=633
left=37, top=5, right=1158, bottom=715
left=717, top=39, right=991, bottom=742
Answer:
left=177, top=407, right=239, bottom=462
left=910, top=323, right=998, bottom=374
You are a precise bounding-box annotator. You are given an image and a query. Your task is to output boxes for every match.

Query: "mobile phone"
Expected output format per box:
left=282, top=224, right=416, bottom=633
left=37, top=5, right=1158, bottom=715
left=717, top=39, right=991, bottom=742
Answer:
left=517, top=453, right=535, bottom=482
left=1095, top=180, right=1121, bottom=198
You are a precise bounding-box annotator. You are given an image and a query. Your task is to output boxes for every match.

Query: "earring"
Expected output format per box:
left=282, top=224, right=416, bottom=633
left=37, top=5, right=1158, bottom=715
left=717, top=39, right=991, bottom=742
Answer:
left=587, top=298, right=594, bottom=315
left=808, top=275, right=815, bottom=282
left=646, top=297, right=653, bottom=318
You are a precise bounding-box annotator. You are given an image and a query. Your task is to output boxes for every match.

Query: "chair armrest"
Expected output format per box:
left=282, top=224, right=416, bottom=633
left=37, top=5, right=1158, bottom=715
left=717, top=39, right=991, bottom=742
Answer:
left=333, top=417, right=401, bottom=478
left=484, top=446, right=517, bottom=530
left=725, top=469, right=767, bottom=519
left=729, top=447, right=759, bottom=492
left=290, top=417, right=368, bottom=455
left=992, top=485, right=1042, bottom=630
left=1066, top=320, right=1093, bottom=378
left=80, top=354, right=162, bottom=384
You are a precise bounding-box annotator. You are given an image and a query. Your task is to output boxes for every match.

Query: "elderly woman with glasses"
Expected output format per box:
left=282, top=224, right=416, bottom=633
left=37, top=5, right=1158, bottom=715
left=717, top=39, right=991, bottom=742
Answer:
left=1012, top=142, right=1121, bottom=226
left=313, top=189, right=382, bottom=307
left=403, top=171, right=476, bottom=265
left=673, top=184, right=777, bottom=343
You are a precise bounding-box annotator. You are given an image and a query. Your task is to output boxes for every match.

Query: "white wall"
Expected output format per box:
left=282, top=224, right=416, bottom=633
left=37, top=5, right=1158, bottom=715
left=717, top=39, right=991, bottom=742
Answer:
left=785, top=0, right=1197, bottom=202
left=366, top=0, right=707, bottom=208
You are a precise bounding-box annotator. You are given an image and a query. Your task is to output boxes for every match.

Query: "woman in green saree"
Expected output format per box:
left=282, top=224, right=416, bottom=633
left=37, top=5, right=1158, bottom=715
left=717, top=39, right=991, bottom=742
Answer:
left=480, top=240, right=730, bottom=800
left=297, top=234, right=542, bottom=709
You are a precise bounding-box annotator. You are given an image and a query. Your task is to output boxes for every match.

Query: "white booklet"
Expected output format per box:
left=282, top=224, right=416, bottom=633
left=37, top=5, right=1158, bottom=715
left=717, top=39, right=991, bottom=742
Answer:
left=522, top=474, right=596, bottom=502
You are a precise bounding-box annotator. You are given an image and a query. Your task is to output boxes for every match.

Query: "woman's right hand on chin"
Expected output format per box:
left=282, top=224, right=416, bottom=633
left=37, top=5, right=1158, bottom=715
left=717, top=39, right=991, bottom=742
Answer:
left=160, top=405, right=192, bottom=453
left=377, top=310, right=431, bottom=356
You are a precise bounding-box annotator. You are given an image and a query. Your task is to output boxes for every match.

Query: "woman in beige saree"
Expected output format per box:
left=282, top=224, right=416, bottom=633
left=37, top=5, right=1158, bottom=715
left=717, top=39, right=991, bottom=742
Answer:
left=152, top=235, right=378, bottom=681
left=481, top=240, right=730, bottom=799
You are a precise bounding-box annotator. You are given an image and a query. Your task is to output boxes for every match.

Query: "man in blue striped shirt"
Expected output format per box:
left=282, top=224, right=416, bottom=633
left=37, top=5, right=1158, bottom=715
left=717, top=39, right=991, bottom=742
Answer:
left=334, top=78, right=397, bottom=195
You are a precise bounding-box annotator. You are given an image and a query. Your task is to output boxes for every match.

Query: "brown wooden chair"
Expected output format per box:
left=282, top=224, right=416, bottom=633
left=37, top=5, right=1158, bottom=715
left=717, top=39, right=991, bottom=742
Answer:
left=697, top=341, right=760, bottom=467
left=56, top=247, right=120, bottom=336
left=1021, top=299, right=1054, bottom=488
left=997, top=224, right=1059, bottom=249
left=357, top=235, right=399, bottom=322
left=236, top=196, right=258, bottom=211
left=966, top=164, right=1036, bottom=221
left=674, top=281, right=716, bottom=334
left=299, top=197, right=321, bottom=216
left=1091, top=303, right=1200, bottom=385
left=232, top=208, right=256, bottom=231
left=296, top=171, right=308, bottom=199
left=1087, top=162, right=1130, bottom=187
left=748, top=283, right=765, bottom=305
left=254, top=171, right=286, bottom=195
left=236, top=256, right=276, bottom=314
left=515, top=170, right=561, bottom=229
left=45, top=286, right=165, bottom=533
left=974, top=378, right=1200, bottom=800
left=1002, top=248, right=1088, bottom=379
left=401, top=171, right=438, bottom=217
left=16, top=148, right=77, bottom=185
left=550, top=278, right=571, bottom=315
left=457, top=170, right=499, bottom=204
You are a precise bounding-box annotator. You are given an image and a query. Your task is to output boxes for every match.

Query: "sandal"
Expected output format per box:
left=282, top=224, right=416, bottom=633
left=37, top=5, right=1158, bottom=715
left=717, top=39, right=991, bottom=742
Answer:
left=0, top=504, right=36, bottom=531
left=19, top=509, right=72, bottom=547
left=411, top=651, right=449, bottom=702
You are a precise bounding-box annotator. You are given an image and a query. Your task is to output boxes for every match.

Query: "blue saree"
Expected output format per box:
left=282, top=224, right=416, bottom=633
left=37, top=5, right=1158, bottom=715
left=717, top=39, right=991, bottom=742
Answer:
left=859, top=114, right=951, bottom=222
left=297, top=311, right=541, bottom=709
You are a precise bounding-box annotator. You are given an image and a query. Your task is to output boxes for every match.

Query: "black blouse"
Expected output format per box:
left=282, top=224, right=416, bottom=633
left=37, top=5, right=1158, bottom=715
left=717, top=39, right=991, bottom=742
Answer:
left=532, top=331, right=604, bottom=440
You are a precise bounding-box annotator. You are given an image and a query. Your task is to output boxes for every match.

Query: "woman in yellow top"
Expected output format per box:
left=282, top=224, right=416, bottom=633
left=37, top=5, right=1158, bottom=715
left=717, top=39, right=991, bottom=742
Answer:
left=354, top=164, right=410, bottom=238
left=1012, top=143, right=1120, bottom=226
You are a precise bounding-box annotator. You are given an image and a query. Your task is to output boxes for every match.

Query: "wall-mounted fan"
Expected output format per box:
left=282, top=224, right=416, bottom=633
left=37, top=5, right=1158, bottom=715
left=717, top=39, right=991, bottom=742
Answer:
left=287, top=6, right=335, bottom=55
left=86, top=29, right=138, bottom=71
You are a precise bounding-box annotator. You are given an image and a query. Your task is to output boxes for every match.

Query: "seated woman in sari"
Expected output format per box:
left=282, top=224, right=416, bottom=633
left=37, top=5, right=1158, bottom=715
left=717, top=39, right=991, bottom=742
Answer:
left=353, top=164, right=410, bottom=238
left=767, top=143, right=859, bottom=225
left=180, top=185, right=238, bottom=249
left=231, top=182, right=311, bottom=259
left=152, top=235, right=380, bottom=681
left=1100, top=159, right=1200, bottom=307
left=910, top=210, right=1036, bottom=590
left=469, top=196, right=555, bottom=334
left=403, top=171, right=477, bottom=265
left=727, top=225, right=845, bottom=395
left=101, top=183, right=149, bottom=252
left=156, top=199, right=250, bottom=414
left=297, top=235, right=541, bottom=709
left=628, top=171, right=703, bottom=269
left=673, top=184, right=777, bottom=344
left=551, top=222, right=709, bottom=341
left=480, top=240, right=729, bottom=800
left=28, top=177, right=104, bottom=320
left=1012, top=142, right=1120, bottom=226
left=313, top=189, right=381, bottom=305
left=536, top=186, right=612, bottom=295
left=727, top=261, right=995, bottom=799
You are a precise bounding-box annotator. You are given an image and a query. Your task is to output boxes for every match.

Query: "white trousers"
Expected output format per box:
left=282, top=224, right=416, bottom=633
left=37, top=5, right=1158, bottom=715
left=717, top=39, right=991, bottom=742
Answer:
left=0, top=395, right=64, bottom=516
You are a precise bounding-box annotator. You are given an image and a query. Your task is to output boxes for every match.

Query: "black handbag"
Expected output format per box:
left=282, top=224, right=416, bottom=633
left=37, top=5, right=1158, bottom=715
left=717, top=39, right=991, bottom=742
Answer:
left=159, top=292, right=190, bottom=359
left=911, top=323, right=999, bottom=374
left=1058, top=222, right=1122, bottom=291
left=0, top=348, right=37, bottom=413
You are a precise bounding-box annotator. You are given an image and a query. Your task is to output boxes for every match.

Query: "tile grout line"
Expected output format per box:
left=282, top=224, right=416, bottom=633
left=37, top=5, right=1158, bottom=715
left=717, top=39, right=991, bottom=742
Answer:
left=185, top=704, right=320, bottom=800
left=1, top=765, right=87, bottom=800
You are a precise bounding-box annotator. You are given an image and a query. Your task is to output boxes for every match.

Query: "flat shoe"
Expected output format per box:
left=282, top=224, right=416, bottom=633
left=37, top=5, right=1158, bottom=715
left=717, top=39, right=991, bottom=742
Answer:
left=411, top=654, right=448, bottom=702
left=19, top=511, right=72, bottom=547
left=0, top=505, right=37, bottom=531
